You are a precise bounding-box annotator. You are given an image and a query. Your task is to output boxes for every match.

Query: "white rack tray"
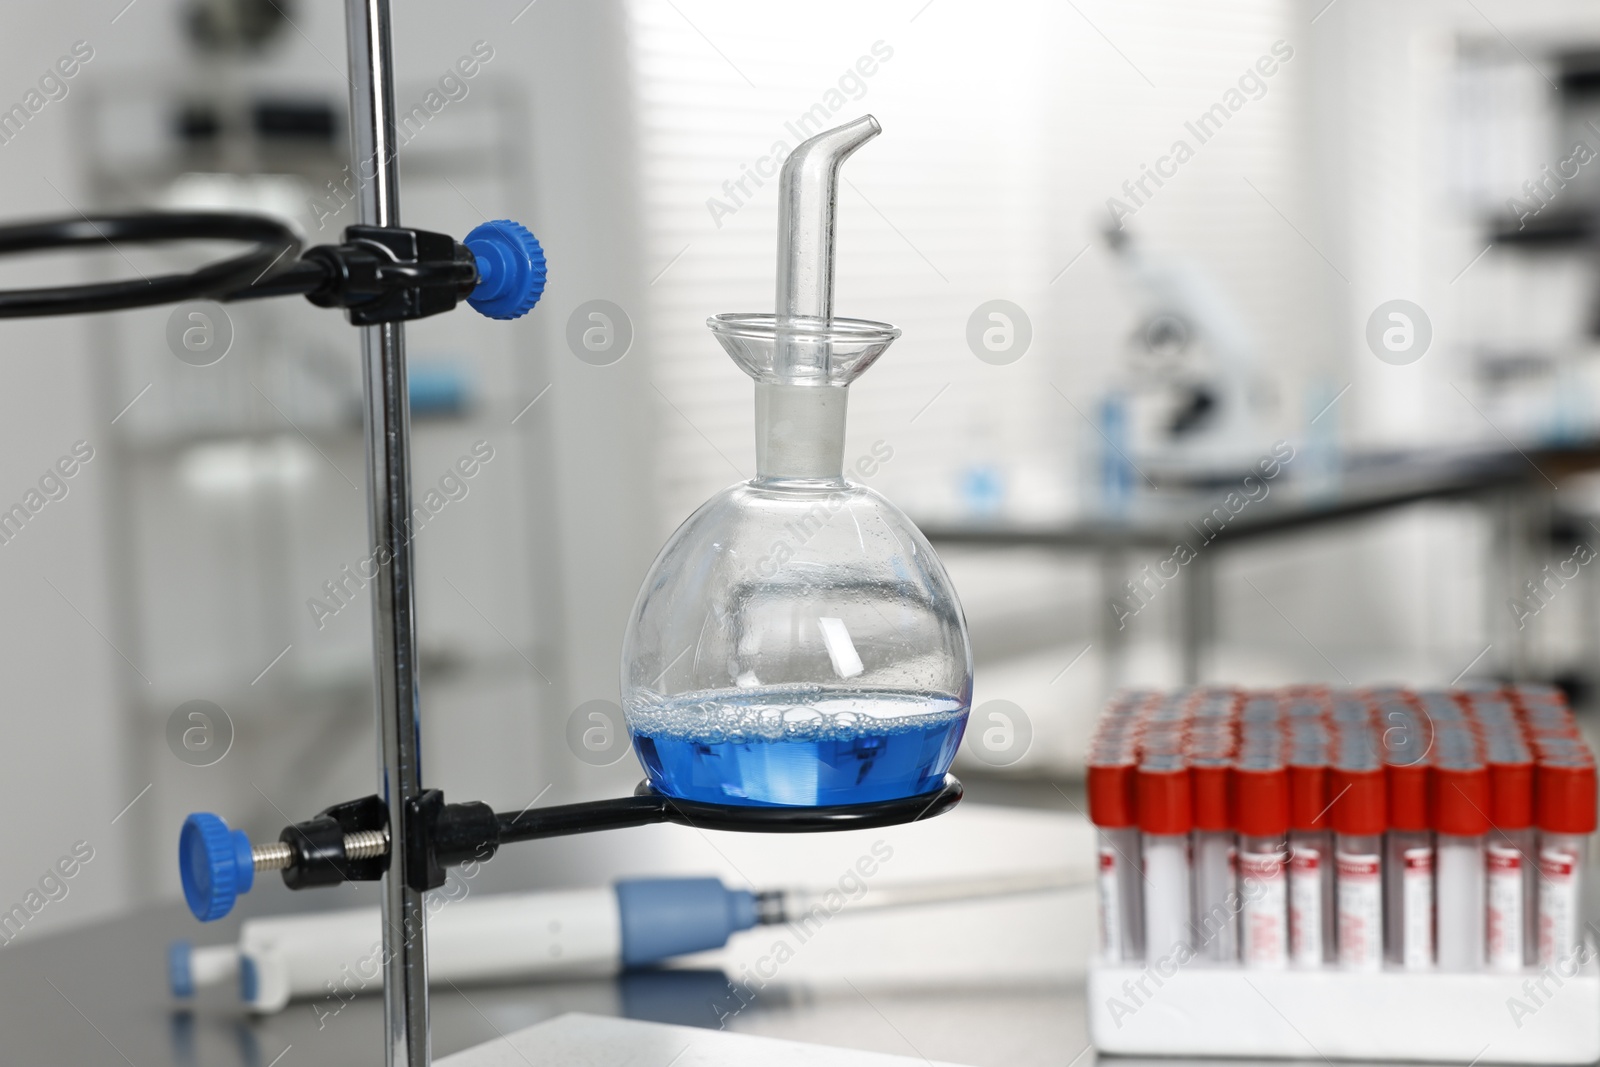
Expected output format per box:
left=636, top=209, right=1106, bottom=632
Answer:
left=1088, top=948, right=1600, bottom=1064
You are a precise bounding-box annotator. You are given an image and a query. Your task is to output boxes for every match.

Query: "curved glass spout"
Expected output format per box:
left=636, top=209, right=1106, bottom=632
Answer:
left=775, top=114, right=880, bottom=326
left=753, top=115, right=887, bottom=482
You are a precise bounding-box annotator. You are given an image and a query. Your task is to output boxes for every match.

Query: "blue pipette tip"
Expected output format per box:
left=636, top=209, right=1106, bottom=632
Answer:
left=238, top=955, right=259, bottom=1003
left=465, top=219, right=547, bottom=320
left=168, top=940, right=194, bottom=998
left=179, top=813, right=254, bottom=922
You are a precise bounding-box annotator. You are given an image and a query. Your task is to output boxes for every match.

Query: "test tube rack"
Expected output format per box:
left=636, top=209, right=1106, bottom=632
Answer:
left=1086, top=685, right=1599, bottom=1065
left=1087, top=949, right=1600, bottom=1063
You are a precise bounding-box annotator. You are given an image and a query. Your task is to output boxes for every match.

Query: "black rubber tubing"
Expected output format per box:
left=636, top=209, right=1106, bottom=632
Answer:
left=0, top=211, right=307, bottom=318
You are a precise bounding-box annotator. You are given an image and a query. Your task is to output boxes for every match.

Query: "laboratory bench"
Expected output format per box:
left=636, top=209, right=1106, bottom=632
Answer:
left=924, top=442, right=1600, bottom=686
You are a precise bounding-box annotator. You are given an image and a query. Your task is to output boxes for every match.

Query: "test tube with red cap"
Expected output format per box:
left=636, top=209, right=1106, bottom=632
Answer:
left=1088, top=690, right=1153, bottom=963
left=1535, top=748, right=1596, bottom=967
left=1379, top=693, right=1434, bottom=969
left=1432, top=720, right=1490, bottom=971
left=1506, top=684, right=1590, bottom=966
left=1088, top=683, right=1598, bottom=980
left=1330, top=712, right=1386, bottom=971
left=1139, top=746, right=1193, bottom=963
left=1511, top=682, right=1567, bottom=710
left=1511, top=682, right=1578, bottom=748
left=1187, top=689, right=1238, bottom=961
left=1137, top=688, right=1192, bottom=964
left=1475, top=700, right=1535, bottom=970
left=1329, top=691, right=1370, bottom=729
left=1235, top=725, right=1290, bottom=968
left=1286, top=713, right=1334, bottom=966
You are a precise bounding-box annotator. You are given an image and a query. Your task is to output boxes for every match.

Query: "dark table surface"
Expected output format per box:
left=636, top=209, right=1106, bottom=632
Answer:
left=922, top=444, right=1600, bottom=551
left=5, top=898, right=1068, bottom=1067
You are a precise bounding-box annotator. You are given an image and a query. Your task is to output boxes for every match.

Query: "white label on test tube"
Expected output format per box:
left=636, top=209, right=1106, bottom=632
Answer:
left=1401, top=847, right=1434, bottom=968
left=1143, top=834, right=1191, bottom=963
left=1098, top=846, right=1122, bottom=961
left=1240, top=851, right=1288, bottom=968
left=1288, top=847, right=1323, bottom=966
left=1539, top=848, right=1578, bottom=966
left=1486, top=845, right=1524, bottom=970
left=1337, top=852, right=1382, bottom=970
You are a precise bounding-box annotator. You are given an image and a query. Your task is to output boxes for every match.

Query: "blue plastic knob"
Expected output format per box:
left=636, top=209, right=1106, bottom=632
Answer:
left=465, top=219, right=547, bottom=320
left=179, top=813, right=254, bottom=922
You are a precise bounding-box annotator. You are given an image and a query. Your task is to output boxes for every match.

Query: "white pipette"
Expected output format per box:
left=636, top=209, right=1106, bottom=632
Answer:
left=171, top=870, right=1085, bottom=1013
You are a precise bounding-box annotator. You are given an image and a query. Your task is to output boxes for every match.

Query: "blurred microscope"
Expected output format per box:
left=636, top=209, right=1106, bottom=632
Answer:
left=1097, top=225, right=1276, bottom=494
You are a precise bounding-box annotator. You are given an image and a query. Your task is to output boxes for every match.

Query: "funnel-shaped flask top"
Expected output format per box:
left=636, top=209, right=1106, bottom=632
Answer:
left=709, top=313, right=899, bottom=387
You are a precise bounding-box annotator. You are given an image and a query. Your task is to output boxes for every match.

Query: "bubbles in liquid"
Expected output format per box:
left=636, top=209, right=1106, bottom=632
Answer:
left=626, top=685, right=968, bottom=807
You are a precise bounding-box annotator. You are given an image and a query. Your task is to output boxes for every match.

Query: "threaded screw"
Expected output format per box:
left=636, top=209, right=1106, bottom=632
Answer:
left=344, top=828, right=389, bottom=860
left=251, top=827, right=390, bottom=873
left=251, top=841, right=293, bottom=872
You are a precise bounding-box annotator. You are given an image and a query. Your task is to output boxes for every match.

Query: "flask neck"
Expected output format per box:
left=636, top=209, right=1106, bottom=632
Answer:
left=754, top=382, right=848, bottom=483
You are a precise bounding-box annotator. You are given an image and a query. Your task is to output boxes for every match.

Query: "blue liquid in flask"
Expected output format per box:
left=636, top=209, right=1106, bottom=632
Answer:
left=628, top=685, right=969, bottom=807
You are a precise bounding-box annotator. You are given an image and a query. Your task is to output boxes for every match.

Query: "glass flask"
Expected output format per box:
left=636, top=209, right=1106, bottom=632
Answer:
left=620, top=116, right=973, bottom=807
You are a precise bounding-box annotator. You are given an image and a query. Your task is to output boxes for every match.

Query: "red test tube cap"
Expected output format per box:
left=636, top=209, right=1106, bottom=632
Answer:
left=1088, top=763, right=1137, bottom=828
left=1387, top=762, right=1430, bottom=831
left=1433, top=765, right=1491, bottom=836
left=1137, top=765, right=1191, bottom=835
left=1537, top=761, right=1597, bottom=835
left=1191, top=764, right=1231, bottom=831
left=1330, top=766, right=1386, bottom=836
left=1488, top=760, right=1534, bottom=830
left=1233, top=765, right=1289, bottom=838
left=1288, top=764, right=1328, bottom=831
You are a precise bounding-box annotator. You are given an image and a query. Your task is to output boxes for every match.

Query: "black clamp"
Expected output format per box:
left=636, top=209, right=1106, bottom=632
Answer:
left=302, top=225, right=479, bottom=325
left=404, top=790, right=500, bottom=892
left=275, top=790, right=504, bottom=893
left=279, top=794, right=390, bottom=889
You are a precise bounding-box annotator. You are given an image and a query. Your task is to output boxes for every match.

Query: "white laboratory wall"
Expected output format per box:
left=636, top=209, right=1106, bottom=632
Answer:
left=0, top=1, right=161, bottom=942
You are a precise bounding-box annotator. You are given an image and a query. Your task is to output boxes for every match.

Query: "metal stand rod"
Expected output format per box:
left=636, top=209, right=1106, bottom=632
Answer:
left=344, top=2, right=430, bottom=1065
